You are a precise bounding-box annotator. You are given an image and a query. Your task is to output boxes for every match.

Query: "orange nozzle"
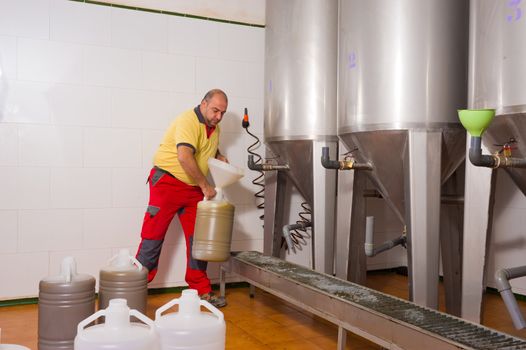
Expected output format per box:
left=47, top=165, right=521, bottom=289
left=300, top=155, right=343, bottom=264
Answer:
left=242, top=107, right=249, bottom=128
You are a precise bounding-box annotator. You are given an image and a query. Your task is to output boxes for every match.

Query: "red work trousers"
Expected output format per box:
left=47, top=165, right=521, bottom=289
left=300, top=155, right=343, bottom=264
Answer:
left=136, top=167, right=211, bottom=295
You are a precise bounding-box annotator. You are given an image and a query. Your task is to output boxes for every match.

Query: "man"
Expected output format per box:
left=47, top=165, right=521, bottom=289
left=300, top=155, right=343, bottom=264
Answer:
left=136, top=89, right=229, bottom=308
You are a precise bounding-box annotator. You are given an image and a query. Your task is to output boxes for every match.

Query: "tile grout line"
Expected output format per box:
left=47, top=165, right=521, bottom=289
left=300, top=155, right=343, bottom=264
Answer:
left=67, top=0, right=265, bottom=28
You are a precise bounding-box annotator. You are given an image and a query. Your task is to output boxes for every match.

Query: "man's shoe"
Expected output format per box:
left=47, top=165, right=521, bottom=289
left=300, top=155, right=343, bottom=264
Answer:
left=200, top=292, right=227, bottom=308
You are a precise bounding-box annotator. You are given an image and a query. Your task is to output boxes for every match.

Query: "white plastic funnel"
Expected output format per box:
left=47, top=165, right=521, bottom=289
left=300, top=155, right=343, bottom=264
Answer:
left=208, top=158, right=244, bottom=189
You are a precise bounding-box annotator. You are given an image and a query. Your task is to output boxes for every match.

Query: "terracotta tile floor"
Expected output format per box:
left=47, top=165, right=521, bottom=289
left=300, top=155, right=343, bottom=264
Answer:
left=1, top=271, right=526, bottom=349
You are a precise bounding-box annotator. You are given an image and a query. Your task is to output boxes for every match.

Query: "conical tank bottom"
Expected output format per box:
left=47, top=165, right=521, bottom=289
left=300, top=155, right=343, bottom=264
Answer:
left=339, top=128, right=466, bottom=224
left=483, top=111, right=526, bottom=196
left=266, top=140, right=314, bottom=205
left=340, top=130, right=408, bottom=224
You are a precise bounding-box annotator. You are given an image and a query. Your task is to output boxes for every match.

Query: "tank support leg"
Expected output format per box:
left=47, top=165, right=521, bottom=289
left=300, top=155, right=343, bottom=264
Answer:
left=462, top=137, right=496, bottom=322
left=337, top=326, right=347, bottom=350
left=404, top=130, right=442, bottom=309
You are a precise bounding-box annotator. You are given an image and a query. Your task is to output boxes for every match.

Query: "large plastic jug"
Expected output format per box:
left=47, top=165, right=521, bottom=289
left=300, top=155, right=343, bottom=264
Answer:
left=192, top=195, right=235, bottom=262
left=192, top=158, right=243, bottom=262
left=99, top=249, right=148, bottom=315
left=155, top=289, right=225, bottom=350
left=74, top=299, right=159, bottom=350
left=38, top=257, right=95, bottom=350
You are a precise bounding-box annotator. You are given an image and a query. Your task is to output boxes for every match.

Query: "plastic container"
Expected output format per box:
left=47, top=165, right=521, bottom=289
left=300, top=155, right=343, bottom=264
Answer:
left=155, top=289, right=225, bottom=350
left=192, top=197, right=235, bottom=262
left=0, top=345, right=31, bottom=350
left=192, top=158, right=243, bottom=262
left=38, top=257, right=96, bottom=350
left=99, top=249, right=148, bottom=316
left=74, top=299, right=159, bottom=350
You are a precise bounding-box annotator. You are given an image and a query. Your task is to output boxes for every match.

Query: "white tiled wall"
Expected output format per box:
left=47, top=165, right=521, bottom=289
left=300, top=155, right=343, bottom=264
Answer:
left=4, top=0, right=522, bottom=303
left=0, top=0, right=264, bottom=299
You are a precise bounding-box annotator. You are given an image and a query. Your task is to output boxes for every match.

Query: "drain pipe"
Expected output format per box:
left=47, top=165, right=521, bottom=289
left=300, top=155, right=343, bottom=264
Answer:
left=459, top=109, right=526, bottom=169
left=321, top=147, right=373, bottom=170
left=248, top=155, right=290, bottom=171
left=364, top=216, right=406, bottom=257
left=495, top=266, right=526, bottom=329
left=282, top=221, right=312, bottom=253
left=469, top=137, right=526, bottom=168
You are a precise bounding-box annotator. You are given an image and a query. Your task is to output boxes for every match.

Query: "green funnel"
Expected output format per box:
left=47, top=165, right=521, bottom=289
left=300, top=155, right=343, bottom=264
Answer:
left=458, top=109, right=496, bottom=137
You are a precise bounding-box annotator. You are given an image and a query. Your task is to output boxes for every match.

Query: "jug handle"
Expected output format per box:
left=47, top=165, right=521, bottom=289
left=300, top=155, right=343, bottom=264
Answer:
left=77, top=309, right=155, bottom=334
left=130, top=256, right=143, bottom=271
left=155, top=299, right=224, bottom=323
left=155, top=299, right=180, bottom=320
left=200, top=300, right=225, bottom=322
left=108, top=253, right=144, bottom=272
left=77, top=309, right=105, bottom=334
left=129, top=309, right=155, bottom=333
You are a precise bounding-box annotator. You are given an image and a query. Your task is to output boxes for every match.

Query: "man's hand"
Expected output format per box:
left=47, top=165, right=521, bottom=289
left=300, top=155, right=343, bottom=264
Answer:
left=201, top=183, right=217, bottom=200
left=216, top=154, right=229, bottom=163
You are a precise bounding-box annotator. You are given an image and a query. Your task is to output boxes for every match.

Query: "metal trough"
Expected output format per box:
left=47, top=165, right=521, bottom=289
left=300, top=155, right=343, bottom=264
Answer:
left=221, top=251, right=526, bottom=350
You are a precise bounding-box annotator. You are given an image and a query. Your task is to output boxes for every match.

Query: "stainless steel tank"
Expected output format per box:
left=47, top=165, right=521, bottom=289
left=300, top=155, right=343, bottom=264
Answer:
left=462, top=0, right=526, bottom=323
left=338, top=0, right=469, bottom=310
left=470, top=0, right=526, bottom=193
left=263, top=0, right=338, bottom=273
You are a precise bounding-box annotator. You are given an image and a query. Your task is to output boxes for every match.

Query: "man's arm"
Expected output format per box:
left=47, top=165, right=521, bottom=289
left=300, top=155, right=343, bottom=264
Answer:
left=177, top=145, right=216, bottom=199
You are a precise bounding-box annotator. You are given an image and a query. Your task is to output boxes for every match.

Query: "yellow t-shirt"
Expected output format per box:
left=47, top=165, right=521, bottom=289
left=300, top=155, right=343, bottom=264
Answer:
left=153, top=106, right=220, bottom=186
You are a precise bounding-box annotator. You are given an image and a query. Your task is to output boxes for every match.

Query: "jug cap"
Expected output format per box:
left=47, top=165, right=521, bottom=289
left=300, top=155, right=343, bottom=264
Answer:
left=105, top=299, right=131, bottom=328
left=155, top=288, right=224, bottom=322
left=181, top=289, right=198, bottom=297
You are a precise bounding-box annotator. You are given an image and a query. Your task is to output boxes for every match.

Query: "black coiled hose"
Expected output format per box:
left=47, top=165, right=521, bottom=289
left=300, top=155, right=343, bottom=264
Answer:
left=242, top=108, right=265, bottom=221
left=289, top=201, right=311, bottom=251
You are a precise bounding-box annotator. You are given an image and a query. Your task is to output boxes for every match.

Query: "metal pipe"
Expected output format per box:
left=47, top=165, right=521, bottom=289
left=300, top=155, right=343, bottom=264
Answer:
left=362, top=190, right=464, bottom=204
left=248, top=155, right=290, bottom=171
left=364, top=216, right=406, bottom=257
left=363, top=189, right=383, bottom=198
left=440, top=195, right=464, bottom=205
left=282, top=222, right=312, bottom=254
left=495, top=266, right=526, bottom=329
left=321, top=147, right=372, bottom=170
left=364, top=216, right=375, bottom=256
left=470, top=137, right=526, bottom=169
left=469, top=137, right=496, bottom=167
left=370, top=236, right=407, bottom=257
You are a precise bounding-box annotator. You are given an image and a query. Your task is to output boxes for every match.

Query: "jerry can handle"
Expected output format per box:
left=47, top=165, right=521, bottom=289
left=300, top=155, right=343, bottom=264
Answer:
left=130, top=256, right=143, bottom=271
left=77, top=309, right=105, bottom=334
left=77, top=309, right=155, bottom=334
left=108, top=252, right=143, bottom=271
left=129, top=309, right=155, bottom=332
left=155, top=298, right=180, bottom=320
left=200, top=300, right=225, bottom=322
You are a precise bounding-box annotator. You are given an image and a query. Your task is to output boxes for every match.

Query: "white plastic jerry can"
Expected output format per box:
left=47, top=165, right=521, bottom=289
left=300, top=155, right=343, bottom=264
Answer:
left=74, top=299, right=159, bottom=350
left=155, top=289, right=226, bottom=350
